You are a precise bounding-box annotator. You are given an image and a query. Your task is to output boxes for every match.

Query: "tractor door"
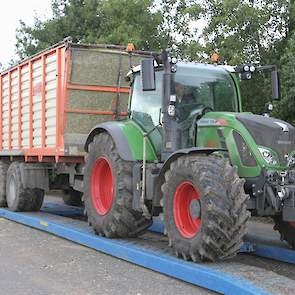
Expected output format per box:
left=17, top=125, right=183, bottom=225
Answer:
left=130, top=72, right=164, bottom=156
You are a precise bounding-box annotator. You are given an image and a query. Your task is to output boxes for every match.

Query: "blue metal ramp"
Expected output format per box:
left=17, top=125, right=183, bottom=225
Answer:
left=0, top=204, right=271, bottom=295
left=0, top=202, right=295, bottom=294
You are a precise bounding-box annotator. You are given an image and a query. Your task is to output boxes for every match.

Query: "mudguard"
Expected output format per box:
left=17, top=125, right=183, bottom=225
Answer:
left=158, top=147, right=228, bottom=182
left=84, top=121, right=158, bottom=162
left=153, top=147, right=228, bottom=207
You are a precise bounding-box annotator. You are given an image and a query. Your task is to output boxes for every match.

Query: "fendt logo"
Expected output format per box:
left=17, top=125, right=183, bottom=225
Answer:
left=274, top=121, right=289, bottom=132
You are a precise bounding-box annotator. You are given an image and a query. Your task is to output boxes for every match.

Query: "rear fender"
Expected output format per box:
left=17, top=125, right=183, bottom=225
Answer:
left=84, top=121, right=158, bottom=162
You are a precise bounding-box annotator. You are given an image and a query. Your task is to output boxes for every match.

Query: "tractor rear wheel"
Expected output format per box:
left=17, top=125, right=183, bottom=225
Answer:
left=62, top=188, right=83, bottom=207
left=273, top=217, right=295, bottom=248
left=161, top=155, right=249, bottom=262
left=6, top=162, right=44, bottom=212
left=84, top=133, right=152, bottom=238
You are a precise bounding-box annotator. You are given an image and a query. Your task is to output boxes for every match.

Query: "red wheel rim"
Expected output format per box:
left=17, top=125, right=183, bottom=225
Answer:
left=90, top=157, right=114, bottom=215
left=173, top=181, right=201, bottom=238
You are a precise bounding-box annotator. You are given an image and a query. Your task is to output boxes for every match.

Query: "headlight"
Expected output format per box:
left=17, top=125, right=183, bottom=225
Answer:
left=258, top=147, right=278, bottom=165
left=171, top=65, right=177, bottom=73
left=171, top=57, right=178, bottom=64
left=233, top=131, right=257, bottom=167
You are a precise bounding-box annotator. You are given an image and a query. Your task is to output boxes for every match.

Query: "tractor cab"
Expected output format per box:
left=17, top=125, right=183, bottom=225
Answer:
left=129, top=62, right=240, bottom=154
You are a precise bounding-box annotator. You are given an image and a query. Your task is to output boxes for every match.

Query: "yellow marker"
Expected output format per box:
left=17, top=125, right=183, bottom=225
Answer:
left=40, top=220, right=49, bottom=227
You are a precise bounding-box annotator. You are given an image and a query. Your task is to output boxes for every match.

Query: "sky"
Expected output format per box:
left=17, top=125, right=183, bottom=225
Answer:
left=0, top=0, right=52, bottom=67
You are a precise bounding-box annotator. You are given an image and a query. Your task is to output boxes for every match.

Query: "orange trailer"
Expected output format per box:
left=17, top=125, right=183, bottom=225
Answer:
left=0, top=40, right=142, bottom=163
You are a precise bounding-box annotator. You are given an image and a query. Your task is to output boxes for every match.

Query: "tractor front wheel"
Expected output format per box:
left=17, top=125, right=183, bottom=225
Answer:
left=161, top=155, right=249, bottom=262
left=84, top=133, right=152, bottom=238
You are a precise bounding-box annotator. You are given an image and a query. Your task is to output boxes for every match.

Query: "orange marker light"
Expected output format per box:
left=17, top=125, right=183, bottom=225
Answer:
left=126, top=43, right=135, bottom=52
left=211, top=52, right=220, bottom=63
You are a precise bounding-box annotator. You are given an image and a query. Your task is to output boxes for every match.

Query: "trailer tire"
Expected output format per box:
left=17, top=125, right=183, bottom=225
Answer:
left=273, top=217, right=295, bottom=248
left=84, top=133, right=152, bottom=238
left=62, top=188, right=83, bottom=207
left=161, top=155, right=249, bottom=262
left=6, top=162, right=44, bottom=212
left=0, top=161, right=9, bottom=207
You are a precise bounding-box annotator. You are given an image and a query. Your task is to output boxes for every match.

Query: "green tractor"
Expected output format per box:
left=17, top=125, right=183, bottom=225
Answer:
left=84, top=48, right=295, bottom=262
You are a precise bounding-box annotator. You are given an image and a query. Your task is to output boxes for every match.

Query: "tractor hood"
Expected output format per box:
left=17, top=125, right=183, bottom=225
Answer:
left=236, top=114, right=295, bottom=162
left=198, top=112, right=295, bottom=168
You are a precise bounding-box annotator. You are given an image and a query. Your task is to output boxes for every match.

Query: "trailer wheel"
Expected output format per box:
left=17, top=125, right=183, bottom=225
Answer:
left=84, top=133, right=152, bottom=238
left=62, top=188, right=83, bottom=207
left=273, top=217, right=295, bottom=248
left=0, top=161, right=9, bottom=207
left=161, top=155, right=249, bottom=262
left=6, top=162, right=44, bottom=212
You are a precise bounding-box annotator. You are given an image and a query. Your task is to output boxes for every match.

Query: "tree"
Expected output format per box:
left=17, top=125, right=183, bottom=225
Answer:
left=16, top=0, right=168, bottom=59
left=16, top=0, right=204, bottom=59
left=95, top=0, right=167, bottom=50
left=159, top=0, right=203, bottom=55
left=192, top=0, right=289, bottom=114
left=201, top=0, right=288, bottom=65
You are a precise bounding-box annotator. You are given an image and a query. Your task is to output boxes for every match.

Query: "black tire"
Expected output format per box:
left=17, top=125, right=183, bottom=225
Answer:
left=0, top=161, right=9, bottom=207
left=6, top=162, right=44, bottom=212
left=273, top=216, right=295, bottom=248
left=161, top=155, right=249, bottom=262
left=84, top=133, right=152, bottom=238
left=62, top=188, right=83, bottom=206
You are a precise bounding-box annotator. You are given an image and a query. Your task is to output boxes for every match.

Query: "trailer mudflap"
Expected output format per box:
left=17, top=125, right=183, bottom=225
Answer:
left=283, top=185, right=295, bottom=222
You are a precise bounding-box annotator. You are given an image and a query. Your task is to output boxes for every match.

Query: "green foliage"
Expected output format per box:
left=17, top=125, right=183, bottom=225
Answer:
left=95, top=0, right=166, bottom=50
left=16, top=0, right=167, bottom=58
left=15, top=0, right=201, bottom=59
left=198, top=0, right=290, bottom=116
left=201, top=0, right=288, bottom=64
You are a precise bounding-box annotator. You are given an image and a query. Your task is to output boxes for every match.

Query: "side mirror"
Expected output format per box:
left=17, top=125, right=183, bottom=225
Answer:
left=271, top=70, right=280, bottom=100
left=141, top=59, right=155, bottom=91
left=235, top=64, right=281, bottom=101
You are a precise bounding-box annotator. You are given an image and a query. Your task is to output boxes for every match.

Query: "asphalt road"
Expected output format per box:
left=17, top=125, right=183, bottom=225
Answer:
left=0, top=218, right=214, bottom=295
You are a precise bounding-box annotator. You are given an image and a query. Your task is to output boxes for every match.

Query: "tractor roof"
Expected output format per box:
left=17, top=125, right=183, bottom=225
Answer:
left=127, top=61, right=235, bottom=78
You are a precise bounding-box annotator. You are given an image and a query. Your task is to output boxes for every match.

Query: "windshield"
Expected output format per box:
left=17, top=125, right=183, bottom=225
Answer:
left=130, top=63, right=239, bottom=129
left=130, top=71, right=163, bottom=129
left=174, top=64, right=238, bottom=122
